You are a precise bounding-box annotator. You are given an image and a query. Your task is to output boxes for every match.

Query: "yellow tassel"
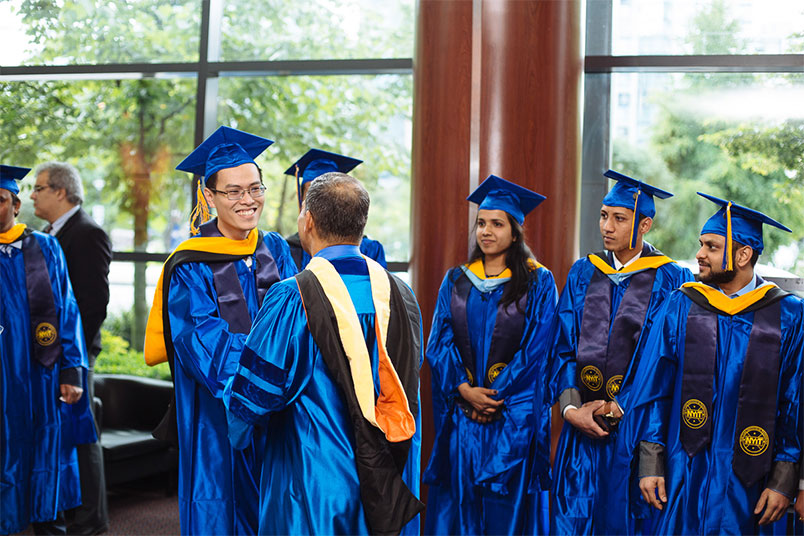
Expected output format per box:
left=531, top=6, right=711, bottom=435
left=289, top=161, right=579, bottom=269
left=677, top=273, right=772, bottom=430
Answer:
left=629, top=190, right=641, bottom=249
left=725, top=201, right=733, bottom=271
left=189, top=179, right=211, bottom=236
left=295, top=164, right=302, bottom=208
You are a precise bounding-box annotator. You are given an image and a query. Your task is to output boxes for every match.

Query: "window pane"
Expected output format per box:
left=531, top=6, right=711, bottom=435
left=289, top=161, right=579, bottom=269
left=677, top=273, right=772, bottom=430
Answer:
left=611, top=0, right=804, bottom=55
left=216, top=74, right=413, bottom=262
left=220, top=0, right=414, bottom=61
left=1, top=78, right=197, bottom=253
left=609, top=72, right=804, bottom=276
left=97, top=261, right=171, bottom=379
left=0, top=0, right=200, bottom=65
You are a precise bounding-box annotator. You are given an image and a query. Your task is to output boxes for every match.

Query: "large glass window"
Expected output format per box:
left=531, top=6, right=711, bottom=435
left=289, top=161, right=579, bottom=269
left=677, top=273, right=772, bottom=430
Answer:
left=0, top=0, right=200, bottom=65
left=220, top=0, right=414, bottom=61
left=609, top=0, right=804, bottom=56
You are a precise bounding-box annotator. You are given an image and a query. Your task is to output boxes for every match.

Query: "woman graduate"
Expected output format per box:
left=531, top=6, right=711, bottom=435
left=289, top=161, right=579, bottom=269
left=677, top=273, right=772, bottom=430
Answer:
left=423, top=175, right=557, bottom=535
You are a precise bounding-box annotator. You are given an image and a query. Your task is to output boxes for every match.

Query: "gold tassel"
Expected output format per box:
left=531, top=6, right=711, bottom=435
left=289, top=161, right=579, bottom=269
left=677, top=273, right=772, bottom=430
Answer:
left=725, top=201, right=733, bottom=271
left=295, top=164, right=302, bottom=208
left=189, top=179, right=211, bottom=236
left=628, top=189, right=641, bottom=249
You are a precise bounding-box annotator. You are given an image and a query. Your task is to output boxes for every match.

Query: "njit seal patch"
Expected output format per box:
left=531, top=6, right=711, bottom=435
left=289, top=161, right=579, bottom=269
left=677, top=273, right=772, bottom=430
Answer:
left=580, top=365, right=603, bottom=391
left=488, top=363, right=507, bottom=384
left=681, top=399, right=707, bottom=429
left=739, top=426, right=769, bottom=456
left=35, top=322, right=58, bottom=346
left=606, top=375, right=623, bottom=399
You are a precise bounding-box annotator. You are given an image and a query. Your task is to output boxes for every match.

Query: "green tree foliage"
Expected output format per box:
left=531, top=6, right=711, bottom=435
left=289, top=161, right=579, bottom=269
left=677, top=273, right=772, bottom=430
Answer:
left=96, top=330, right=171, bottom=380
left=2, top=0, right=413, bottom=361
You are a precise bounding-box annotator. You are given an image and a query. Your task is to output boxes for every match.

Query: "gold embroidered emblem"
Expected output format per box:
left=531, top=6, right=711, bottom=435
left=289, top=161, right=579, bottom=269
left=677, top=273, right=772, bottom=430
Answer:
left=465, top=367, right=474, bottom=386
left=488, top=363, right=507, bottom=384
left=35, top=322, right=58, bottom=346
left=606, top=375, right=623, bottom=399
left=681, top=399, right=708, bottom=429
left=739, top=426, right=769, bottom=456
left=580, top=365, right=603, bottom=391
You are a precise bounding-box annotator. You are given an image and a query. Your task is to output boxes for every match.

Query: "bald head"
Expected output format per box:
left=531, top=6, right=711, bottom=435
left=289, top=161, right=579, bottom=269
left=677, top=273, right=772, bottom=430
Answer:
left=304, top=172, right=369, bottom=244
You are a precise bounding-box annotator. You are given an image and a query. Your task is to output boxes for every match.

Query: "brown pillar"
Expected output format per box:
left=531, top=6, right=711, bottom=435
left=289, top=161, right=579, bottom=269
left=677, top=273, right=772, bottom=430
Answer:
left=411, top=0, right=584, bottom=500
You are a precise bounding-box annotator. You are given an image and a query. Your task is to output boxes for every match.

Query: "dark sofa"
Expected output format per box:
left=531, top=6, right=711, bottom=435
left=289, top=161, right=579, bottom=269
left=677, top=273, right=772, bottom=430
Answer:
left=93, top=374, right=178, bottom=487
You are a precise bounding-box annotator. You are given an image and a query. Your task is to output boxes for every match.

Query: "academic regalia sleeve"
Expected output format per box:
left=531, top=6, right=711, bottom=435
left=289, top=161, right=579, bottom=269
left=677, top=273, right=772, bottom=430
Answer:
left=549, top=259, right=588, bottom=405
left=360, top=237, right=387, bottom=268
left=772, top=296, right=804, bottom=465
left=224, top=279, right=313, bottom=449
left=262, top=230, right=299, bottom=279
left=168, top=262, right=248, bottom=398
left=621, top=292, right=686, bottom=448
left=425, top=270, right=470, bottom=405
left=41, top=234, right=96, bottom=444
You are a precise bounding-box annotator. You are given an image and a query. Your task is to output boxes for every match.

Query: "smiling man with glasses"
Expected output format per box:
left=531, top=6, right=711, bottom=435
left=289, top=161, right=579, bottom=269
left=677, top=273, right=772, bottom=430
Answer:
left=144, top=126, right=296, bottom=536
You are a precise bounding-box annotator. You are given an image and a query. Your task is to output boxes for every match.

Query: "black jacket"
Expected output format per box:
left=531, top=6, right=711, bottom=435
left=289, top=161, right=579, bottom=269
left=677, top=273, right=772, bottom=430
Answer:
left=55, top=207, right=112, bottom=362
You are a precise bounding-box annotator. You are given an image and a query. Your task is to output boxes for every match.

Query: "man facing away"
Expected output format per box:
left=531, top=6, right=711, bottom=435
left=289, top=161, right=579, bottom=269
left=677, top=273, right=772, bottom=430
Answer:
left=144, top=126, right=297, bottom=535
left=548, top=170, right=693, bottom=535
left=31, top=161, right=112, bottom=535
left=224, top=172, right=424, bottom=535
left=0, top=165, right=96, bottom=535
left=283, top=148, right=387, bottom=270
left=633, top=193, right=803, bottom=534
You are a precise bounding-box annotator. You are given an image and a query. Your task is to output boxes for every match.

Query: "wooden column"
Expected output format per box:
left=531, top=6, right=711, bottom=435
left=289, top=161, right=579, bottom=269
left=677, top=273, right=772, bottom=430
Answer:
left=411, top=0, right=583, bottom=501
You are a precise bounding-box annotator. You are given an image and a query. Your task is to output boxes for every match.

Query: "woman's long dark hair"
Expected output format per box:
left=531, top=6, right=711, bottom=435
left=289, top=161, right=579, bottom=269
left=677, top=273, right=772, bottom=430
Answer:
left=468, top=213, right=536, bottom=311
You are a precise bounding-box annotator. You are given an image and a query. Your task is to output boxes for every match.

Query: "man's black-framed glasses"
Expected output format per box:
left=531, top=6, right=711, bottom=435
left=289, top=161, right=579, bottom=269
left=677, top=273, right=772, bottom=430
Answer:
left=209, top=184, right=266, bottom=201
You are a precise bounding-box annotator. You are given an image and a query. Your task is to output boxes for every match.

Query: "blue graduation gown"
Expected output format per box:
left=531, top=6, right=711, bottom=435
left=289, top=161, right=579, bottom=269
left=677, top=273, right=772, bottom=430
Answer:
left=290, top=235, right=387, bottom=270
left=549, top=249, right=693, bottom=535
left=223, top=249, right=423, bottom=535
left=166, top=231, right=296, bottom=536
left=1, top=231, right=95, bottom=534
left=624, top=289, right=803, bottom=535
left=423, top=264, right=558, bottom=535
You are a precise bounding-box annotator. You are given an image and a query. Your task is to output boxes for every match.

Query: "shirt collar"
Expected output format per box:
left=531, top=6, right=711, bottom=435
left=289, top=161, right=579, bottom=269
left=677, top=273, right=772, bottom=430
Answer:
left=314, top=244, right=362, bottom=261
left=48, top=205, right=80, bottom=236
left=721, top=273, right=759, bottom=298
left=611, top=248, right=642, bottom=270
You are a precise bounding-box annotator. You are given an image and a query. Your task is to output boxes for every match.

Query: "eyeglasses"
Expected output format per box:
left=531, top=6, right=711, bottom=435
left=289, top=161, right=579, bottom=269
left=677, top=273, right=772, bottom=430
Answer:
left=32, top=185, right=53, bottom=194
left=209, top=184, right=266, bottom=201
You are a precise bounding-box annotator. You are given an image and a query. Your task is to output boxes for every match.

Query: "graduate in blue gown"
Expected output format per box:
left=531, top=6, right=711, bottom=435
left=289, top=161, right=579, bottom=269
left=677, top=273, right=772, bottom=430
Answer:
left=423, top=175, right=557, bottom=535
left=283, top=148, right=387, bottom=269
left=1, top=165, right=96, bottom=535
left=143, top=127, right=296, bottom=536
left=224, top=172, right=423, bottom=535
left=632, top=193, right=803, bottom=535
left=549, top=170, right=694, bottom=535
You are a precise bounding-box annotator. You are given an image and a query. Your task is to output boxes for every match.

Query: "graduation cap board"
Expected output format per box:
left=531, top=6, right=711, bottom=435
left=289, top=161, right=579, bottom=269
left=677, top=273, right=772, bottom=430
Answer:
left=175, top=126, right=273, bottom=235
left=601, top=169, right=674, bottom=249
left=284, top=148, right=362, bottom=207
left=0, top=165, right=31, bottom=195
left=467, top=174, right=546, bottom=225
left=698, top=192, right=792, bottom=270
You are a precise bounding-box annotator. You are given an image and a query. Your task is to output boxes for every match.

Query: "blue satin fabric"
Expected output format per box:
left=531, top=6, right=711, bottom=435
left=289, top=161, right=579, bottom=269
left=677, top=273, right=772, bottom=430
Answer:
left=1, top=231, right=94, bottom=534
left=423, top=265, right=558, bottom=535
left=292, top=235, right=387, bottom=270
left=223, top=252, right=423, bottom=535
left=623, top=290, right=803, bottom=535
left=549, top=249, right=693, bottom=535
left=166, top=231, right=296, bottom=536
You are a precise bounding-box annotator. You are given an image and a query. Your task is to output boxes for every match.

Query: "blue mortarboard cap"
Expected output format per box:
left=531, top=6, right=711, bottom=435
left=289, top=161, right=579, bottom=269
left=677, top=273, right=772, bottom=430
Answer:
left=602, top=169, right=674, bottom=249
left=176, top=126, right=273, bottom=182
left=467, top=175, right=546, bottom=225
left=284, top=149, right=362, bottom=206
left=0, top=165, right=31, bottom=195
left=698, top=192, right=791, bottom=269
